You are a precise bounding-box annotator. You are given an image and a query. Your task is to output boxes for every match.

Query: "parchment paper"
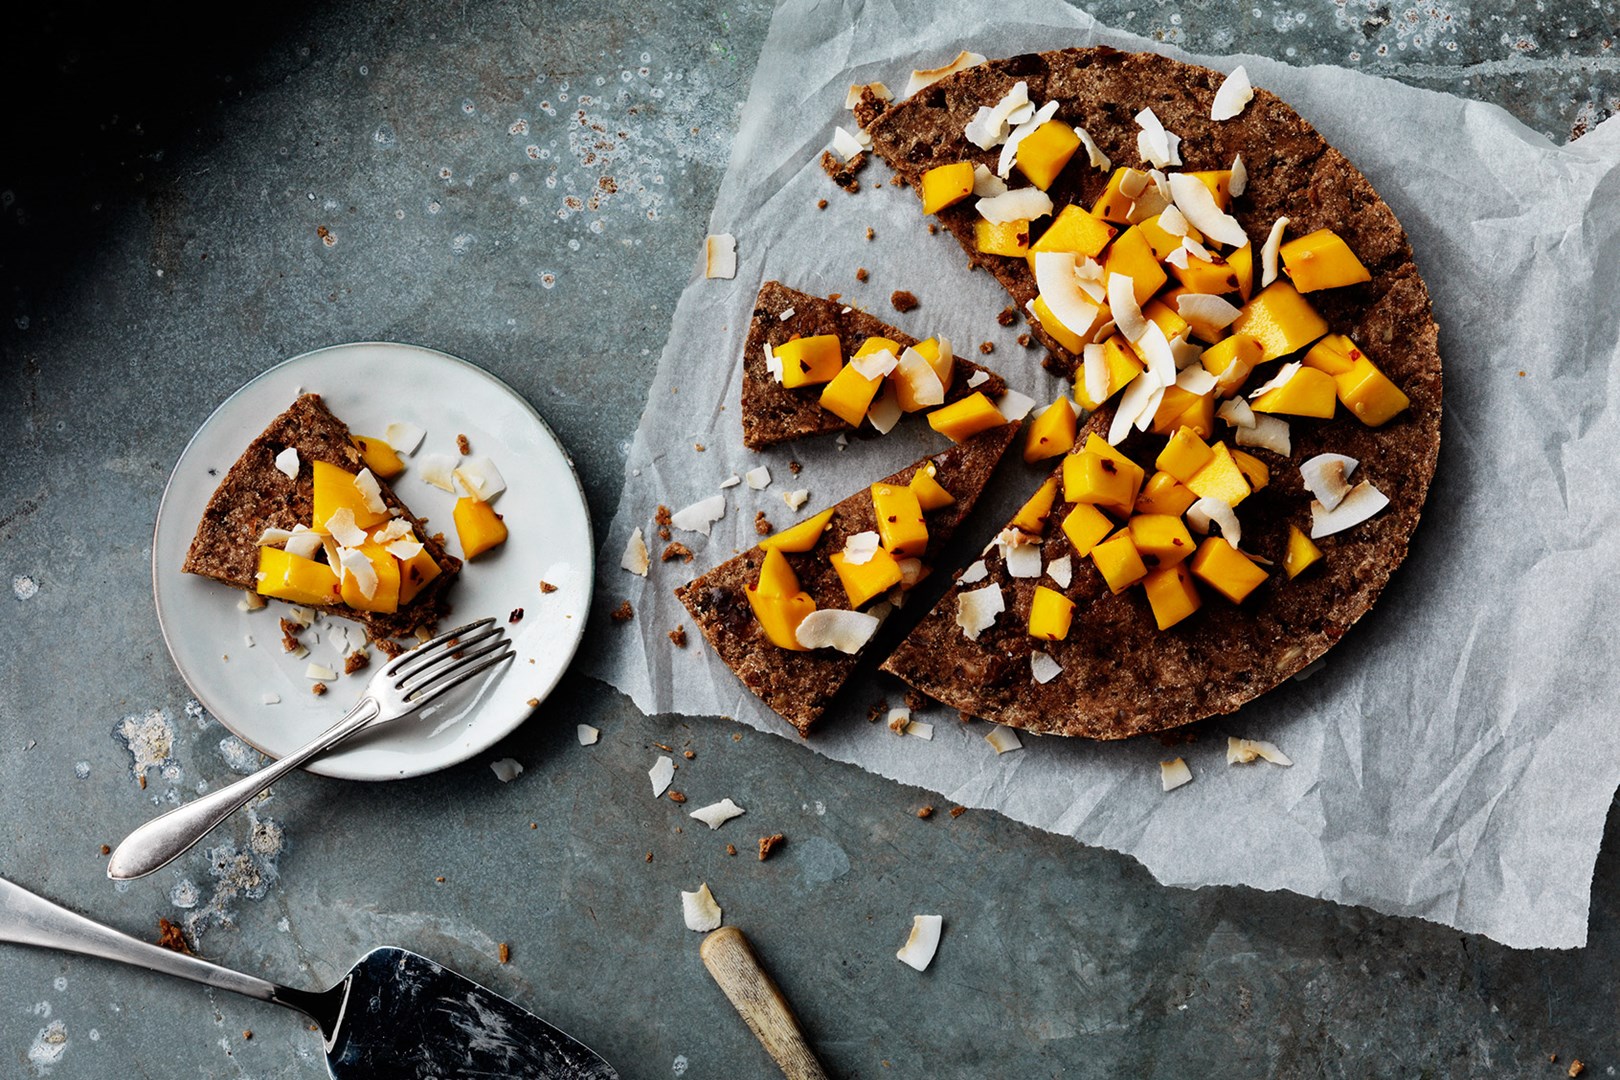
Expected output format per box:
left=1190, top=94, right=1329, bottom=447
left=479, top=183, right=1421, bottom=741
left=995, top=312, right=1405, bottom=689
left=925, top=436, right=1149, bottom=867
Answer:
left=585, top=0, right=1620, bottom=949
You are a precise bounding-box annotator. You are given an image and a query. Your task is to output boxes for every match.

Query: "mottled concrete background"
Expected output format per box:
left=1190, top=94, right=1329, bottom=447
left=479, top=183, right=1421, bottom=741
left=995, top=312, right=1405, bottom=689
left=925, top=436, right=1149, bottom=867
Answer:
left=2, top=2, right=1618, bottom=1078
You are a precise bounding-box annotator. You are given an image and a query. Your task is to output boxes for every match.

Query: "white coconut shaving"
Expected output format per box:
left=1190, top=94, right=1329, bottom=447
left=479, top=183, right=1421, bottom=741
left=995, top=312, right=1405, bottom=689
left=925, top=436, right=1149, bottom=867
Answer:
left=896, top=915, right=943, bottom=971
left=1136, top=321, right=1179, bottom=387
left=851, top=347, right=900, bottom=381
left=261, top=691, right=281, bottom=705
left=337, top=547, right=378, bottom=600
left=681, top=884, right=723, bottom=933
left=353, top=468, right=388, bottom=515
left=1107, top=272, right=1148, bottom=343
left=997, top=100, right=1061, bottom=178
left=1217, top=396, right=1257, bottom=429
left=831, top=125, right=864, bottom=161
left=649, top=755, right=675, bottom=798
left=1235, top=414, right=1292, bottom=456
left=959, top=559, right=988, bottom=585
left=1082, top=343, right=1112, bottom=406
left=1310, top=480, right=1389, bottom=538
left=970, top=163, right=1008, bottom=198
left=326, top=507, right=369, bottom=549
left=576, top=724, right=600, bottom=746
left=1261, top=216, right=1289, bottom=288
left=718, top=474, right=741, bottom=490
left=238, top=592, right=267, bottom=612
left=764, top=343, right=783, bottom=385
left=1134, top=107, right=1181, bottom=168
left=384, top=420, right=426, bottom=455
left=1175, top=364, right=1218, bottom=396
left=794, top=609, right=880, bottom=654
left=1300, top=453, right=1359, bottom=512
left=1230, top=153, right=1248, bottom=197
left=1167, top=173, right=1249, bottom=248
left=841, top=531, right=881, bottom=566
left=964, top=80, right=1032, bottom=148
left=985, top=725, right=1025, bottom=753
left=976, top=186, right=1052, bottom=224
left=995, top=529, right=1043, bottom=578
left=1046, top=555, right=1073, bottom=589
left=745, top=465, right=772, bottom=490
left=490, top=758, right=524, bottom=782
left=385, top=538, right=424, bottom=561
left=689, top=798, right=746, bottom=830
left=906, top=49, right=985, bottom=96
left=256, top=527, right=294, bottom=547
left=997, top=388, right=1036, bottom=422
left=1108, top=369, right=1163, bottom=446
left=867, top=388, right=903, bottom=435
left=419, top=453, right=457, bottom=492
left=305, top=662, right=337, bottom=681
left=896, top=715, right=935, bottom=740
left=1186, top=497, right=1242, bottom=549
left=1211, top=65, right=1254, bottom=121
left=1175, top=292, right=1243, bottom=335
left=1030, top=651, right=1063, bottom=685
left=704, top=233, right=737, bottom=279
left=671, top=494, right=726, bottom=536
left=966, top=369, right=991, bottom=389
left=621, top=527, right=650, bottom=577
left=285, top=605, right=314, bottom=627
left=1227, top=737, right=1293, bottom=766
left=1033, top=252, right=1099, bottom=343
left=274, top=447, right=300, bottom=480
left=956, top=583, right=1005, bottom=639
left=896, top=347, right=947, bottom=407
left=783, top=488, right=810, bottom=511
left=454, top=456, right=506, bottom=501
left=1248, top=362, right=1303, bottom=400
left=1074, top=125, right=1110, bottom=171
left=897, top=557, right=924, bottom=588
left=372, top=518, right=413, bottom=543
left=778, top=307, right=796, bottom=321
left=1161, top=757, right=1193, bottom=791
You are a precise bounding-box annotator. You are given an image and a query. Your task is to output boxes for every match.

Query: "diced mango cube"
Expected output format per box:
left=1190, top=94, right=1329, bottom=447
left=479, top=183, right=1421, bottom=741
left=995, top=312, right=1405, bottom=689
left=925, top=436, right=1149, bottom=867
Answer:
left=853, top=336, right=902, bottom=359
left=1029, top=204, right=1116, bottom=260
left=255, top=547, right=342, bottom=607
left=313, top=460, right=389, bottom=531
left=1063, top=452, right=1138, bottom=517
left=1252, top=364, right=1337, bottom=419
left=927, top=392, right=1005, bottom=443
left=453, top=496, right=508, bottom=559
left=1074, top=334, right=1144, bottom=411
left=830, top=548, right=903, bottom=609
left=1143, top=562, right=1201, bottom=630
left=1028, top=585, right=1076, bottom=641
left=339, top=542, right=402, bottom=614
left=1188, top=170, right=1233, bottom=210
left=351, top=436, right=405, bottom=479
left=1168, top=253, right=1239, bottom=295
left=1137, top=213, right=1204, bottom=261
left=1102, top=227, right=1167, bottom=307
left=1010, top=476, right=1060, bottom=534
left=1157, top=426, right=1214, bottom=484
left=1031, top=294, right=1087, bottom=354
left=1091, top=531, right=1148, bottom=594
left=1200, top=333, right=1264, bottom=390
left=1303, top=333, right=1361, bottom=376
left=1142, top=298, right=1190, bottom=343
left=1284, top=524, right=1324, bottom=580
left=397, top=545, right=442, bottom=606
left=975, top=218, right=1031, bottom=257
left=1335, top=357, right=1411, bottom=426
left=747, top=556, right=816, bottom=650
left=1090, top=168, right=1139, bottom=224
left=1015, top=120, right=1081, bottom=190
left=1129, top=513, right=1196, bottom=569
left=871, top=482, right=928, bottom=557
left=819, top=362, right=884, bottom=426
left=1230, top=282, right=1329, bottom=362
left=908, top=462, right=955, bottom=511
left=775, top=334, right=843, bottom=389
left=1150, top=386, right=1203, bottom=436
left=1061, top=503, right=1114, bottom=558
left=921, top=162, right=975, bottom=214
left=760, top=507, right=835, bottom=553
left=1023, top=398, right=1078, bottom=463
left=1230, top=449, right=1270, bottom=491
left=1228, top=243, right=1255, bottom=302
left=1190, top=537, right=1268, bottom=603
left=1135, top=471, right=1197, bottom=516
left=755, top=546, right=802, bottom=598
left=1279, top=228, right=1371, bottom=292
left=1185, top=442, right=1251, bottom=507
left=1173, top=392, right=1216, bottom=440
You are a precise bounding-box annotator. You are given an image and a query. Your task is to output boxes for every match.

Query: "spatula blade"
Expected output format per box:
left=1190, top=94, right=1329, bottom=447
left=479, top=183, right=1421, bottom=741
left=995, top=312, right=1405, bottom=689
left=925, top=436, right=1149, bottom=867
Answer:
left=324, top=947, right=618, bottom=1080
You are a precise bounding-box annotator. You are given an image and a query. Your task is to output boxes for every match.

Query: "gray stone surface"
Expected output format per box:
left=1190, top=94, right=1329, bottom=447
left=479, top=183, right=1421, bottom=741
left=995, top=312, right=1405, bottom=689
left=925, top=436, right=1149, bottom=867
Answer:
left=2, top=2, right=1617, bottom=1077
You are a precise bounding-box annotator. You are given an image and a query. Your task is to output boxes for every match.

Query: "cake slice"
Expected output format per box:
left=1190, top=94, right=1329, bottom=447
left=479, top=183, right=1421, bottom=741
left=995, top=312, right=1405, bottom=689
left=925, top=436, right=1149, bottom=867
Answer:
left=183, top=393, right=461, bottom=643
left=676, top=422, right=1020, bottom=735
left=740, top=281, right=1007, bottom=450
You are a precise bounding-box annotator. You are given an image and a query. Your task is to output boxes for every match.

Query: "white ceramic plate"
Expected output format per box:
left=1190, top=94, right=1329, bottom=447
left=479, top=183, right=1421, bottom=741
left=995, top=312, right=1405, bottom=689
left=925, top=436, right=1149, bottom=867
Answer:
left=152, top=342, right=594, bottom=780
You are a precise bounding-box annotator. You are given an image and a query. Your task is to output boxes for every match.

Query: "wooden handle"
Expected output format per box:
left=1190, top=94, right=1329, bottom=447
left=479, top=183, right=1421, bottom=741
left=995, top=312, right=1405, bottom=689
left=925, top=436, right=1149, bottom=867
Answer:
left=700, top=926, right=829, bottom=1080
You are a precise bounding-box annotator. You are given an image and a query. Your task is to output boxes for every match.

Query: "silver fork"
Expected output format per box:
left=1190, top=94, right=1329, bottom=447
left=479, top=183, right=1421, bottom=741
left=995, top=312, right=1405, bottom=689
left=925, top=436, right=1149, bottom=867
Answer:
left=108, top=617, right=515, bottom=881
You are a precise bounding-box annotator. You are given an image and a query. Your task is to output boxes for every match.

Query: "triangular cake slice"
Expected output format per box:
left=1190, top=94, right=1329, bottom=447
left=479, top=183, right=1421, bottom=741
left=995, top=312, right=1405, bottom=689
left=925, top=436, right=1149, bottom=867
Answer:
left=183, top=393, right=461, bottom=643
left=741, top=281, right=1007, bottom=450
left=676, top=422, right=1019, bottom=735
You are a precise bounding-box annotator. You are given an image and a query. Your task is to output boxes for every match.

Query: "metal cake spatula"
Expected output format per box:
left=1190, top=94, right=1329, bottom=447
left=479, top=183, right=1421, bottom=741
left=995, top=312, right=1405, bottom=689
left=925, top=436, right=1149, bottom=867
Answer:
left=0, top=877, right=618, bottom=1079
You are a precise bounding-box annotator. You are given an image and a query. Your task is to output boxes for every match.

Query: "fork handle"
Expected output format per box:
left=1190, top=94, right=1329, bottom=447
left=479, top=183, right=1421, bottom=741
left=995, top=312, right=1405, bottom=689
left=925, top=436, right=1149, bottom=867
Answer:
left=107, top=697, right=381, bottom=880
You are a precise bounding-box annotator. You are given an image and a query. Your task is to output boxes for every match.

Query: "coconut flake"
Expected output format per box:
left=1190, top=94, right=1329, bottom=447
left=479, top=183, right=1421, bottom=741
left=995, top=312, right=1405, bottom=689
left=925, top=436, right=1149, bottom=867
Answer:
left=997, top=99, right=1061, bottom=178
left=1179, top=234, right=1215, bottom=264
left=970, top=163, right=1008, bottom=198
left=1168, top=173, right=1249, bottom=249
left=998, top=535, right=1042, bottom=579
left=1137, top=321, right=1179, bottom=388
left=997, top=388, right=1036, bottom=422
left=1108, top=272, right=1147, bottom=344
left=337, top=546, right=378, bottom=600
left=841, top=531, right=881, bottom=566
left=1175, top=293, right=1243, bottom=335
left=490, top=758, right=524, bottom=782
left=964, top=80, right=1031, bottom=148
left=1134, top=107, right=1181, bottom=168
left=305, top=662, right=337, bottom=681
left=386, top=538, right=424, bottom=561
left=261, top=691, right=281, bottom=705
left=621, top=527, right=650, bottom=576
left=1033, top=252, right=1100, bottom=344
left=964, top=369, right=992, bottom=392
left=1081, top=343, right=1112, bottom=407
left=420, top=453, right=457, bottom=492
left=1186, top=497, right=1242, bottom=549
left=1261, top=216, right=1289, bottom=287
left=795, top=609, right=880, bottom=654
left=1217, top=396, right=1257, bottom=429
left=1030, top=651, right=1063, bottom=685
left=704, top=233, right=737, bottom=279
left=845, top=81, right=893, bottom=109
left=831, top=125, right=864, bottom=161
left=783, top=488, right=810, bottom=511
left=1109, top=369, right=1163, bottom=446
left=959, top=559, right=989, bottom=585
left=1211, top=65, right=1254, bottom=121
left=867, top=388, right=903, bottom=435
left=896, top=915, right=943, bottom=971
left=285, top=606, right=314, bottom=628
left=681, top=883, right=723, bottom=932
left=353, top=468, right=388, bottom=515
left=238, top=592, right=267, bottom=612
left=764, top=343, right=784, bottom=385
left=649, top=755, right=675, bottom=798
left=778, top=307, right=796, bottom=321
left=1310, top=480, right=1389, bottom=539
left=372, top=518, right=413, bottom=543
left=671, top=494, right=727, bottom=536
left=956, top=583, right=1005, bottom=639
left=719, top=474, right=741, bottom=489
left=454, top=456, right=507, bottom=501
left=1227, top=737, right=1293, bottom=766
left=385, top=421, right=426, bottom=455
left=256, top=527, right=295, bottom=547
left=1046, top=555, right=1073, bottom=589
left=1230, top=153, right=1248, bottom=197
left=1300, top=453, right=1359, bottom=512
left=851, top=347, right=900, bottom=380
left=576, top=724, right=600, bottom=746
left=1175, top=365, right=1218, bottom=396
left=1248, top=362, right=1303, bottom=400
left=976, top=186, right=1052, bottom=224
left=896, top=347, right=947, bottom=408
left=1161, top=757, right=1193, bottom=791
left=689, top=798, right=746, bottom=830
left=1234, top=414, right=1291, bottom=456
left=1073, top=125, right=1110, bottom=171
left=745, top=465, right=772, bottom=490
left=905, top=50, right=986, bottom=96
left=326, top=507, right=369, bottom=549
left=274, top=447, right=300, bottom=480
left=896, top=714, right=935, bottom=740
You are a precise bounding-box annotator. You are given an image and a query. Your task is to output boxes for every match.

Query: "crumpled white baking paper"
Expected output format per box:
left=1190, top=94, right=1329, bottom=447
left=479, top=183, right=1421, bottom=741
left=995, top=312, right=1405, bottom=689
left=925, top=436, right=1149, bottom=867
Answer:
left=585, top=0, right=1620, bottom=949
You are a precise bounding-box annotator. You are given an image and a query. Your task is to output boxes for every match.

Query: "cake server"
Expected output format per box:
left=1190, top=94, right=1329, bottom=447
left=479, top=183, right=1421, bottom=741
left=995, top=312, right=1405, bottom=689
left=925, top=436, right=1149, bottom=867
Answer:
left=0, top=876, right=618, bottom=1078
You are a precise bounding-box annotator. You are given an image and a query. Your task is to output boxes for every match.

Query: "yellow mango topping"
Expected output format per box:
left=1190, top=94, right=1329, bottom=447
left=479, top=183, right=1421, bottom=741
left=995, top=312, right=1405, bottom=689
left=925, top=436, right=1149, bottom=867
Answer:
left=256, top=547, right=342, bottom=607
left=1031, top=294, right=1086, bottom=354
left=1157, top=426, right=1214, bottom=484
left=1188, top=169, right=1233, bottom=210
left=911, top=337, right=954, bottom=393
left=854, top=336, right=902, bottom=359
left=1142, top=298, right=1190, bottom=343
left=1135, top=470, right=1197, bottom=517
left=1230, top=449, right=1270, bottom=491
left=1303, top=333, right=1360, bottom=376
left=1284, top=524, right=1324, bottom=580
left=1143, top=562, right=1201, bottom=630
left=1185, top=442, right=1251, bottom=507
left=351, top=436, right=405, bottom=479
left=1091, top=531, right=1148, bottom=594
left=830, top=548, right=903, bottom=609
left=1335, top=357, right=1411, bottom=426
left=1200, top=333, right=1264, bottom=386
left=1173, top=392, right=1216, bottom=440
left=975, top=218, right=1031, bottom=256
left=1010, top=477, right=1060, bottom=534
left=1027, top=584, right=1076, bottom=641
left=1138, top=213, right=1204, bottom=261
left=927, top=392, right=1005, bottom=443
left=1074, top=334, right=1144, bottom=411
left=1190, top=537, right=1268, bottom=603
left=1252, top=365, right=1338, bottom=419
left=397, top=545, right=442, bottom=606
left=1015, top=120, right=1082, bottom=189
left=1102, top=227, right=1167, bottom=307
left=1228, top=243, right=1255, bottom=301
left=1029, top=204, right=1116, bottom=260
left=313, top=460, right=389, bottom=531
left=453, top=496, right=508, bottom=559
left=755, top=546, right=802, bottom=598
left=920, top=162, right=975, bottom=214
left=340, top=542, right=402, bottom=614
left=871, top=482, right=928, bottom=557
left=1063, top=451, right=1137, bottom=517
left=1150, top=386, right=1203, bottom=435
left=1279, top=228, right=1371, bottom=292
left=1230, top=281, right=1329, bottom=362
left=1023, top=398, right=1077, bottom=462
left=1090, top=168, right=1137, bottom=224
left=775, top=334, right=843, bottom=389
left=1061, top=503, right=1114, bottom=558
left=759, top=507, right=835, bottom=553
left=748, top=549, right=815, bottom=650
left=908, top=462, right=955, bottom=511
left=1167, top=253, right=1239, bottom=295
left=818, top=362, right=884, bottom=426
left=1129, top=513, right=1196, bottom=570
left=1081, top=434, right=1145, bottom=511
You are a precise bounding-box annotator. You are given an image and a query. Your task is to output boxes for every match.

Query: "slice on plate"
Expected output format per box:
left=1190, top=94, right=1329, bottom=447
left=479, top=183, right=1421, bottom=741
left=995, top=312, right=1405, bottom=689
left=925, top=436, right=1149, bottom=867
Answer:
left=182, top=393, right=461, bottom=643
left=740, top=281, right=1007, bottom=450
left=676, top=422, right=1020, bottom=735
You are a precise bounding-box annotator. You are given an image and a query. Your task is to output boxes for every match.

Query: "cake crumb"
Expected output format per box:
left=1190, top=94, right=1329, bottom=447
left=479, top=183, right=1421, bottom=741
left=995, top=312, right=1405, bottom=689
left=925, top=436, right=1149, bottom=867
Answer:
left=435, top=876, right=446, bottom=883
left=280, top=619, right=302, bottom=652
left=375, top=637, right=404, bottom=659
left=754, top=511, right=772, bottom=536
left=683, top=750, right=695, bottom=760
left=820, top=149, right=865, bottom=192
left=610, top=600, right=634, bottom=623
left=156, top=917, right=194, bottom=955
left=99, top=844, right=111, bottom=855
left=139, top=775, right=147, bottom=790
left=890, top=290, right=919, bottom=313
left=732, top=732, right=743, bottom=742
left=1017, top=333, right=1033, bottom=348
left=667, top=790, right=687, bottom=803
left=498, top=943, right=511, bottom=964
left=1568, top=1061, right=1585, bottom=1078
left=916, top=806, right=935, bottom=819
left=311, top=682, right=328, bottom=697
left=662, top=542, right=693, bottom=563
left=865, top=226, right=876, bottom=241
left=456, top=433, right=471, bottom=455
left=694, top=443, right=706, bottom=452
left=927, top=223, right=938, bottom=234
left=788, top=461, right=802, bottom=474
left=655, top=504, right=672, bottom=526
left=243, top=1031, right=253, bottom=1040
left=856, top=267, right=870, bottom=282
left=645, top=851, right=654, bottom=863
left=979, top=341, right=994, bottom=354
left=816, top=198, right=828, bottom=210
left=867, top=699, right=888, bottom=722
left=525, top=697, right=539, bottom=707
left=344, top=650, right=370, bottom=675
left=997, top=306, right=1018, bottom=327
left=539, top=580, right=558, bottom=593
left=668, top=626, right=688, bottom=648
left=950, top=806, right=967, bottom=818
left=758, top=833, right=786, bottom=861
left=726, top=843, right=737, bottom=856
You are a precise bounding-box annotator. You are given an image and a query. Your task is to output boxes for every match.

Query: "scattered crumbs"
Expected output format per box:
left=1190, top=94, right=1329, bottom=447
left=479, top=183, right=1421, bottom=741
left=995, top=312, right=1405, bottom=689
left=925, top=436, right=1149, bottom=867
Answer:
left=498, top=943, right=511, bottom=965
left=435, top=876, right=446, bottom=884
left=726, top=843, right=737, bottom=857
left=927, top=223, right=938, bottom=234
left=99, top=844, right=111, bottom=856
left=996, top=306, right=1018, bottom=327
left=645, top=852, right=654, bottom=863
left=758, top=833, right=786, bottom=861
left=610, top=600, right=634, bottom=623
left=655, top=742, right=674, bottom=752
left=828, top=292, right=842, bottom=303
left=683, top=750, right=695, bottom=760
left=344, top=651, right=370, bottom=675
left=658, top=526, right=671, bottom=541
left=668, top=790, right=687, bottom=803
left=1519, top=370, right=1527, bottom=377
left=662, top=542, right=694, bottom=563
left=732, top=732, right=743, bottom=742
left=456, top=433, right=471, bottom=455
left=890, top=290, right=919, bottom=313
left=788, top=461, right=802, bottom=475
left=949, top=806, right=966, bottom=818
left=856, top=267, right=870, bottom=282
left=1568, top=1061, right=1585, bottom=1078
left=754, top=511, right=773, bottom=536
left=694, top=443, right=706, bottom=452
left=138, top=775, right=148, bottom=790
left=668, top=626, right=688, bottom=648
left=156, top=917, right=194, bottom=955
left=1016, top=333, right=1033, bottom=348
left=540, top=580, right=558, bottom=594
left=865, top=226, right=876, bottom=241
left=526, top=697, right=540, bottom=708
left=655, top=504, right=673, bottom=527
left=816, top=198, right=828, bottom=210
left=508, top=608, right=525, bottom=623
left=867, top=699, right=888, bottom=722
left=530, top=822, right=538, bottom=830
left=280, top=619, right=303, bottom=652
left=979, top=341, right=994, bottom=354
left=820, top=149, right=865, bottom=192
left=243, top=1031, right=253, bottom=1041
left=311, top=682, right=328, bottom=697
left=917, top=806, right=935, bottom=819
